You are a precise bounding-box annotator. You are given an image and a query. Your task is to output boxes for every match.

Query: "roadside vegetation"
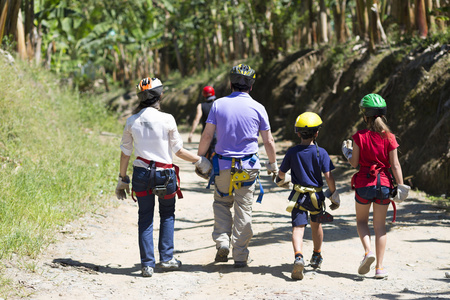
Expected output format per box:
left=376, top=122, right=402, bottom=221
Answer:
left=0, top=57, right=122, bottom=296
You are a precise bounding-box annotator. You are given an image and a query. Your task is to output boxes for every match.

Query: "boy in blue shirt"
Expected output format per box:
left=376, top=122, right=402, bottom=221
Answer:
left=276, top=112, right=340, bottom=280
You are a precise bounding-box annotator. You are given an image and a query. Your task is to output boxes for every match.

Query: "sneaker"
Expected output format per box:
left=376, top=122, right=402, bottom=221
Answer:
left=358, top=252, right=376, bottom=275
left=141, top=266, right=153, bottom=277
left=215, top=246, right=230, bottom=263
left=375, top=268, right=388, bottom=279
left=291, top=257, right=305, bottom=280
left=310, top=252, right=323, bottom=269
left=161, top=257, right=182, bottom=270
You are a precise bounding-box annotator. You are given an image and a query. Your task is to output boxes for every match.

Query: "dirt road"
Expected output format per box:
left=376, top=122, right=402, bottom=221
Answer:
left=4, top=135, right=450, bottom=300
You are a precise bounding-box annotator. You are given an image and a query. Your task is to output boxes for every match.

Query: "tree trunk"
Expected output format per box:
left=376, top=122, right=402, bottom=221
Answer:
left=34, top=25, right=42, bottom=66
left=372, top=2, right=387, bottom=44
left=154, top=48, right=160, bottom=78
left=173, top=30, right=186, bottom=77
left=223, top=3, right=234, bottom=61
left=333, top=0, right=347, bottom=44
left=203, top=33, right=211, bottom=72
left=45, top=41, right=52, bottom=70
left=238, top=16, right=247, bottom=59
left=195, top=36, right=202, bottom=72
left=415, top=0, right=428, bottom=38
left=0, top=0, right=8, bottom=45
left=434, top=0, right=446, bottom=31
left=215, top=22, right=226, bottom=63
left=356, top=0, right=368, bottom=39
left=16, top=9, right=26, bottom=59
left=24, top=0, right=32, bottom=37
left=8, top=0, right=20, bottom=39
left=426, top=0, right=434, bottom=33
left=308, top=0, right=317, bottom=46
left=318, top=0, right=328, bottom=43
left=244, top=0, right=259, bottom=55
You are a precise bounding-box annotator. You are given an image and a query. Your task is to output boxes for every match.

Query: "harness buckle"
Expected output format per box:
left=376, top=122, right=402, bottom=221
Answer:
left=154, top=169, right=171, bottom=198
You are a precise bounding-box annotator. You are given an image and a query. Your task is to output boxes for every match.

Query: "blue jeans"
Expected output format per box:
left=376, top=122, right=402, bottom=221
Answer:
left=132, top=167, right=176, bottom=268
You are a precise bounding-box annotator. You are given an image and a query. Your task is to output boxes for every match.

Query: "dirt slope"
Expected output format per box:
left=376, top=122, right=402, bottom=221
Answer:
left=3, top=133, right=449, bottom=300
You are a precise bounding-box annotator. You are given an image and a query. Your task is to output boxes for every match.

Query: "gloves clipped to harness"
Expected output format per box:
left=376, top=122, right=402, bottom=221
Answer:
left=116, top=174, right=130, bottom=200
left=341, top=139, right=353, bottom=160
left=393, top=184, right=410, bottom=202
left=324, top=189, right=340, bottom=210
left=194, top=156, right=212, bottom=180
left=275, top=174, right=291, bottom=189
left=265, top=161, right=279, bottom=181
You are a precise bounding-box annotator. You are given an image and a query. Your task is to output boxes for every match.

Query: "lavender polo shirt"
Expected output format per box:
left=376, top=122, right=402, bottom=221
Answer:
left=206, top=91, right=270, bottom=170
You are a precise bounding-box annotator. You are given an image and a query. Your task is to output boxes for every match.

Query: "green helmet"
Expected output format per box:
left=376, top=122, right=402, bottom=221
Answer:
left=359, top=93, right=387, bottom=117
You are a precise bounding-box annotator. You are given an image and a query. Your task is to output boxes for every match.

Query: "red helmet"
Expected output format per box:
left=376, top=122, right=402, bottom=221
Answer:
left=202, top=86, right=215, bottom=98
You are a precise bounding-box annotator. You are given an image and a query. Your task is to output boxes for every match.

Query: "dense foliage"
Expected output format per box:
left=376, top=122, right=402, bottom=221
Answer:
left=0, top=0, right=449, bottom=90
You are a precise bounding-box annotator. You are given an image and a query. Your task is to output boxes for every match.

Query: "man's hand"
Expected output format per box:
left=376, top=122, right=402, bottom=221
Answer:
left=275, top=174, right=291, bottom=189
left=116, top=175, right=130, bottom=200
left=188, top=133, right=193, bottom=143
left=265, top=161, right=279, bottom=181
left=341, top=139, right=353, bottom=160
left=194, top=156, right=212, bottom=180
left=394, top=184, right=410, bottom=202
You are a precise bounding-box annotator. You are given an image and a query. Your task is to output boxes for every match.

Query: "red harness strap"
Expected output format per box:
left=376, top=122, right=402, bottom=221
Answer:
left=131, top=156, right=183, bottom=202
left=352, top=166, right=397, bottom=223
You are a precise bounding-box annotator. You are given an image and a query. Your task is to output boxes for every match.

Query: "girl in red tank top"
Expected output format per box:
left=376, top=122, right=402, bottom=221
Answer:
left=341, top=94, right=410, bottom=279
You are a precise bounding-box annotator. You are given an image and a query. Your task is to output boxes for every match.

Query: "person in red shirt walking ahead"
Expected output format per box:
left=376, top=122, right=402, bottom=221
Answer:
left=341, top=94, right=410, bottom=279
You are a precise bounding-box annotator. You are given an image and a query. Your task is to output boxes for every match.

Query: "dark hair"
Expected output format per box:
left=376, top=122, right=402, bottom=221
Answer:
left=132, top=98, right=160, bottom=114
left=231, top=83, right=250, bottom=92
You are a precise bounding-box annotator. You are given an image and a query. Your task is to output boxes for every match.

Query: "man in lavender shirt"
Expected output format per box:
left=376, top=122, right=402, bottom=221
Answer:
left=197, top=64, right=278, bottom=268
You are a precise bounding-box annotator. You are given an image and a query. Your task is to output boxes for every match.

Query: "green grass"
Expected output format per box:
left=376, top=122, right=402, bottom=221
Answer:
left=0, top=57, right=123, bottom=297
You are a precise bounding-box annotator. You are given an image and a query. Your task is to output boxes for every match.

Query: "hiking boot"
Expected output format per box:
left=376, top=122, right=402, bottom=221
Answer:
left=234, top=257, right=253, bottom=268
left=310, top=252, right=323, bottom=269
left=358, top=251, right=375, bottom=275
left=141, top=266, right=154, bottom=277
left=215, top=246, right=230, bottom=263
left=161, top=257, right=182, bottom=270
left=375, top=268, right=388, bottom=279
left=291, top=256, right=305, bottom=280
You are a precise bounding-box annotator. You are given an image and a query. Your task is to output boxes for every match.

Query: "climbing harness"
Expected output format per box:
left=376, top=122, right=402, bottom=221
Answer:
left=287, top=184, right=333, bottom=223
left=287, top=185, right=323, bottom=213
left=131, top=156, right=183, bottom=201
left=351, top=164, right=397, bottom=222
left=206, top=153, right=264, bottom=203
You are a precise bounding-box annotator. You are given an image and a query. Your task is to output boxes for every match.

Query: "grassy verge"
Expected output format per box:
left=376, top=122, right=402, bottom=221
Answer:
left=0, top=57, right=123, bottom=297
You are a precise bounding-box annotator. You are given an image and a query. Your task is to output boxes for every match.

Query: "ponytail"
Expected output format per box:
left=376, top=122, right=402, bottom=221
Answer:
left=366, top=116, right=392, bottom=139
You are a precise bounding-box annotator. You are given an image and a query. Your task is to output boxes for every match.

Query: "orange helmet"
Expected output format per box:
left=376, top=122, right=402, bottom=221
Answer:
left=136, top=77, right=163, bottom=102
left=202, top=86, right=215, bottom=98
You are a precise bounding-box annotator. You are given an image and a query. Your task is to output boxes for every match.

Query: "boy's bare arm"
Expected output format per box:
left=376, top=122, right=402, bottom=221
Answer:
left=324, top=171, right=336, bottom=193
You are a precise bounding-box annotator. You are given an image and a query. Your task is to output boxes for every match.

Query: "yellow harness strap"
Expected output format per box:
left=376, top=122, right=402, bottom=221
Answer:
left=228, top=158, right=251, bottom=194
left=286, top=185, right=323, bottom=213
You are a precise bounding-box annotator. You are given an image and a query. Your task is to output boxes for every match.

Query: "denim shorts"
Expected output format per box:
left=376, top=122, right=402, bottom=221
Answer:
left=355, top=186, right=391, bottom=205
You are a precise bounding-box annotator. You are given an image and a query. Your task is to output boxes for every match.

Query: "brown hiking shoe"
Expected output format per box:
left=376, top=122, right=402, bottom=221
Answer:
left=215, top=246, right=229, bottom=262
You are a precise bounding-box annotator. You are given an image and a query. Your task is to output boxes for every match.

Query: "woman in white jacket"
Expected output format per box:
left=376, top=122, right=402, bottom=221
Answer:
left=115, top=77, right=211, bottom=277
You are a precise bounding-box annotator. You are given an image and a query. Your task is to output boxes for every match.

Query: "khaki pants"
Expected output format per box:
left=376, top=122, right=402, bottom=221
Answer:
left=212, top=168, right=259, bottom=262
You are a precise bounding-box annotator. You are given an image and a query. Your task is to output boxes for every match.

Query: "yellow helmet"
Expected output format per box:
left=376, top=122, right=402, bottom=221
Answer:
left=295, top=112, right=322, bottom=134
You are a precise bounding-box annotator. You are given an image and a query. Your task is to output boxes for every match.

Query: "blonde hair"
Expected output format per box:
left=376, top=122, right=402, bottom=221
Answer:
left=366, top=116, right=392, bottom=138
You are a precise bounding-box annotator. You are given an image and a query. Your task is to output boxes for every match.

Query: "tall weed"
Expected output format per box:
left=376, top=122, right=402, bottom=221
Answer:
left=0, top=58, right=122, bottom=262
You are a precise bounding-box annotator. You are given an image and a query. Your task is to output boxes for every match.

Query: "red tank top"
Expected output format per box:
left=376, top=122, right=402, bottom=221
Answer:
left=352, top=129, right=398, bottom=188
